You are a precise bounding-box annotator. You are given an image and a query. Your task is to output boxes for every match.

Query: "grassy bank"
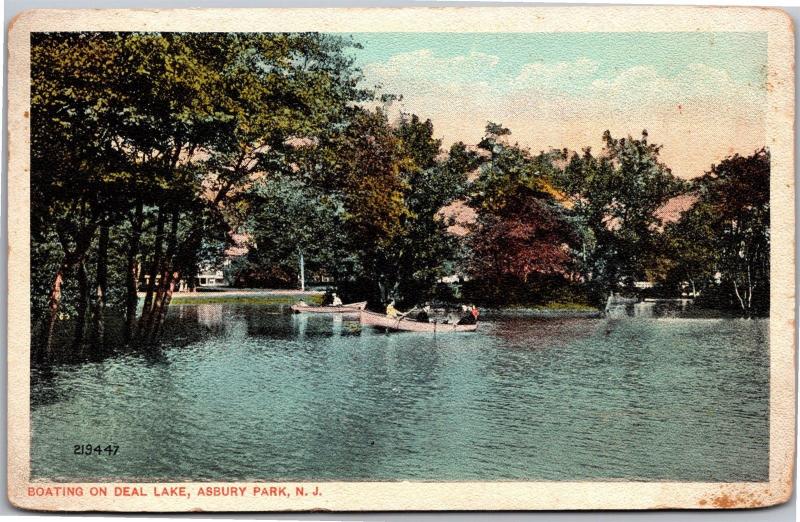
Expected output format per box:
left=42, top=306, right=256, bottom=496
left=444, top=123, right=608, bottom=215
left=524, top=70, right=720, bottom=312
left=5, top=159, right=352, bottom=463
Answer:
left=480, top=302, right=603, bottom=318
left=170, top=294, right=324, bottom=306
left=529, top=302, right=600, bottom=312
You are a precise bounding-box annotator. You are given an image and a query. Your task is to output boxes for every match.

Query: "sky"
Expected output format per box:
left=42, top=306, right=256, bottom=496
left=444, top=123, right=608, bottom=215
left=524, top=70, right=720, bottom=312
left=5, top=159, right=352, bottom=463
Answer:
left=348, top=32, right=767, bottom=179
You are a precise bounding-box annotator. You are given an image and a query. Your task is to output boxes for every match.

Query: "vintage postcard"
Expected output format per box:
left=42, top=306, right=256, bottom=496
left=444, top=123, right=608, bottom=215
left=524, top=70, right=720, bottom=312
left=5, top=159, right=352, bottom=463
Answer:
left=6, top=6, right=795, bottom=511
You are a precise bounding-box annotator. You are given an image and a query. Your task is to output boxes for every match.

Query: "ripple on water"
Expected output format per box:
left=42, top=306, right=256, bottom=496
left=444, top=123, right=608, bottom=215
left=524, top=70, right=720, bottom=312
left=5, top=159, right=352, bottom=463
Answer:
left=31, top=306, right=769, bottom=482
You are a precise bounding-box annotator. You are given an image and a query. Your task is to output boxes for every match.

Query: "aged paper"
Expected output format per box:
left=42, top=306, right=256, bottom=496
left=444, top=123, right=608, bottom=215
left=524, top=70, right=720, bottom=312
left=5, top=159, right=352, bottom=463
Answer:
left=7, top=7, right=795, bottom=511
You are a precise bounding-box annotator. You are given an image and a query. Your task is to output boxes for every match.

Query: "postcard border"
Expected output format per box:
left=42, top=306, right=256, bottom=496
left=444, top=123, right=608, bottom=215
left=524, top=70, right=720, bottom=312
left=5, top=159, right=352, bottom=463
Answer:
left=6, top=6, right=795, bottom=511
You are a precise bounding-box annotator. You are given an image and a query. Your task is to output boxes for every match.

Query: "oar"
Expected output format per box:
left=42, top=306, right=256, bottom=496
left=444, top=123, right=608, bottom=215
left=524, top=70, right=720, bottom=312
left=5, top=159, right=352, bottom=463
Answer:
left=397, top=306, right=419, bottom=320
left=394, top=306, right=419, bottom=327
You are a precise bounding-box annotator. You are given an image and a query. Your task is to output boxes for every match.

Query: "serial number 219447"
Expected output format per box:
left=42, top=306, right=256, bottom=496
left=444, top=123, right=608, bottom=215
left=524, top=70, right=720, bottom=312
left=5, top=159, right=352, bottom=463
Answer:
left=74, top=444, right=119, bottom=456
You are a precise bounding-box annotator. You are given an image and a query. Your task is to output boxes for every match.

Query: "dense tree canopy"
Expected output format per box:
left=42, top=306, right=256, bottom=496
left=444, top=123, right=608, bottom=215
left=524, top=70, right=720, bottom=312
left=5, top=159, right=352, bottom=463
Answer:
left=464, top=124, right=578, bottom=303
left=664, top=149, right=770, bottom=315
left=31, top=31, right=371, bottom=352
left=556, top=130, right=686, bottom=290
left=31, top=31, right=772, bottom=359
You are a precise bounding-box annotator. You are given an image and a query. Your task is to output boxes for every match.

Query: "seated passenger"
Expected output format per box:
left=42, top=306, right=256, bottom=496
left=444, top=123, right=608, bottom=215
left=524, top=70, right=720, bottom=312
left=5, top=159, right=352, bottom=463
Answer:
left=386, top=300, right=398, bottom=318
left=457, top=304, right=479, bottom=325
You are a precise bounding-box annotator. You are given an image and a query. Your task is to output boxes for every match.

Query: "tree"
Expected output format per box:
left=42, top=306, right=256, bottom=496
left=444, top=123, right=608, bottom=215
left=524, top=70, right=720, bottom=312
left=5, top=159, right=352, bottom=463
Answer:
left=290, top=108, right=411, bottom=303
left=140, top=33, right=372, bottom=341
left=468, top=186, right=577, bottom=292
left=31, top=31, right=373, bottom=352
left=247, top=110, right=477, bottom=306
left=391, top=140, right=479, bottom=304
left=465, top=123, right=578, bottom=303
left=660, top=203, right=717, bottom=297
left=31, top=33, right=132, bottom=353
left=669, top=149, right=770, bottom=315
left=243, top=176, right=348, bottom=290
left=556, top=130, right=686, bottom=291
left=381, top=115, right=478, bottom=305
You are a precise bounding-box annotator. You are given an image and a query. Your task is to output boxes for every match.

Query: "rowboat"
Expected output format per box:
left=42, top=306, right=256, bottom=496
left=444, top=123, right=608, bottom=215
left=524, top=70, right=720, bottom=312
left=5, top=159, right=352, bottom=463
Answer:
left=290, top=301, right=367, bottom=314
left=359, top=310, right=477, bottom=333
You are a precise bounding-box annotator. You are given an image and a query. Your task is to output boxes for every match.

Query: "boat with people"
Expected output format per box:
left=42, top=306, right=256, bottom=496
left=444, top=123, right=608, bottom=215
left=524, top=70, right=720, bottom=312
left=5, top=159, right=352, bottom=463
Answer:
left=359, top=310, right=478, bottom=333
left=290, top=301, right=367, bottom=314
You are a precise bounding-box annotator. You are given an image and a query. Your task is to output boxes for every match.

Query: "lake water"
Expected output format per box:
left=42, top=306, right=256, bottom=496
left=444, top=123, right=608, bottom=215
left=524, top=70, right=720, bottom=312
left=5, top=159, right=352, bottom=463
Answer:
left=31, top=302, right=769, bottom=482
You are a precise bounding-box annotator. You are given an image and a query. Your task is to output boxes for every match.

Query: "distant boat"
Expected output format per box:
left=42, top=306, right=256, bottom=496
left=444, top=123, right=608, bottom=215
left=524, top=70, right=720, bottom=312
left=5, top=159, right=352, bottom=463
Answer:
left=290, top=301, right=367, bottom=314
left=359, top=310, right=478, bottom=333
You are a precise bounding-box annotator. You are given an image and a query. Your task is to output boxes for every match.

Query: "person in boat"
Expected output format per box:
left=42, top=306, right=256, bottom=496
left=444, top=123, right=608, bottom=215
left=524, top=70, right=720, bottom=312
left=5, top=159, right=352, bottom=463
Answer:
left=457, top=304, right=479, bottom=325
left=443, top=305, right=463, bottom=324
left=331, top=293, right=343, bottom=307
left=416, top=304, right=432, bottom=323
left=386, top=300, right=398, bottom=319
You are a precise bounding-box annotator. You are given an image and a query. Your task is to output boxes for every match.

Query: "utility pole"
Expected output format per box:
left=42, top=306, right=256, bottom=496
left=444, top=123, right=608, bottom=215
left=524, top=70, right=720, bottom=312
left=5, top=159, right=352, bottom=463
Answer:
left=299, top=250, right=305, bottom=292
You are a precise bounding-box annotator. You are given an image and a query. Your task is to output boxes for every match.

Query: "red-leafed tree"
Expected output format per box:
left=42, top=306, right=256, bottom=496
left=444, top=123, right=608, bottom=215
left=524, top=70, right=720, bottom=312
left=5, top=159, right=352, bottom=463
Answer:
left=466, top=123, right=579, bottom=303
left=468, top=186, right=577, bottom=292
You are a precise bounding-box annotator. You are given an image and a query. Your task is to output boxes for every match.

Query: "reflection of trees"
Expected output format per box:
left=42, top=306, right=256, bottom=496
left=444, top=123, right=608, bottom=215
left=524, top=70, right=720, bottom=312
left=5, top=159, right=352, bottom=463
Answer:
left=490, top=317, right=602, bottom=352
left=32, top=306, right=218, bottom=369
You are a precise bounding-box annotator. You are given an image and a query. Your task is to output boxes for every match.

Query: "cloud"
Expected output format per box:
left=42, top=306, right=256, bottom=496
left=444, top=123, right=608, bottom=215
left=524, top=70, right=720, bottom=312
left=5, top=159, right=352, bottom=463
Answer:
left=361, top=50, right=766, bottom=178
left=513, top=58, right=600, bottom=92
left=362, top=49, right=501, bottom=92
left=587, top=63, right=764, bottom=109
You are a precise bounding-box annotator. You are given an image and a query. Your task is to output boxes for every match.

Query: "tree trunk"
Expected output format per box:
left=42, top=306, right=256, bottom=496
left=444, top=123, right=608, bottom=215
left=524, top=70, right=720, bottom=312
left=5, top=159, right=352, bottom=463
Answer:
left=138, top=207, right=166, bottom=333
left=91, top=219, right=110, bottom=350
left=43, top=226, right=97, bottom=354
left=43, top=262, right=68, bottom=354
left=71, top=260, right=89, bottom=351
left=125, top=200, right=144, bottom=342
left=145, top=209, right=180, bottom=342
left=150, top=268, right=181, bottom=343
left=746, top=260, right=753, bottom=315
left=732, top=278, right=746, bottom=312
left=377, top=280, right=386, bottom=304
left=184, top=247, right=198, bottom=293
left=685, top=270, right=697, bottom=298
left=150, top=226, right=205, bottom=343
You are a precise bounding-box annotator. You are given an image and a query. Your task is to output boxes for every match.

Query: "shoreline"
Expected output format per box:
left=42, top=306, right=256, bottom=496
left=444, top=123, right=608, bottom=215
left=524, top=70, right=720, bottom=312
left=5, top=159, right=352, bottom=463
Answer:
left=161, top=289, right=325, bottom=306
left=161, top=289, right=604, bottom=316
left=155, top=290, right=758, bottom=320
left=479, top=306, right=603, bottom=319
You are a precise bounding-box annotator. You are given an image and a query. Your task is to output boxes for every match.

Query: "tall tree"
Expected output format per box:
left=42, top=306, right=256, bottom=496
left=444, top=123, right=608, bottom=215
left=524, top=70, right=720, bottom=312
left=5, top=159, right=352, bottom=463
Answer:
left=243, top=176, right=348, bottom=290
left=31, top=31, right=374, bottom=350
left=556, top=130, right=685, bottom=290
left=31, top=33, right=131, bottom=352
left=295, top=108, right=411, bottom=303
left=389, top=116, right=478, bottom=304
left=466, top=123, right=578, bottom=303
left=669, top=149, right=770, bottom=315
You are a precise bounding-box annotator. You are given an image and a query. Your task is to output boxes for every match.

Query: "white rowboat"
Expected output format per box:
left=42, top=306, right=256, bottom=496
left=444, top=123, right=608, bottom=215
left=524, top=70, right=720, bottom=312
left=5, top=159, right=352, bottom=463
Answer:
left=291, top=301, right=367, bottom=314
left=359, top=310, right=477, bottom=333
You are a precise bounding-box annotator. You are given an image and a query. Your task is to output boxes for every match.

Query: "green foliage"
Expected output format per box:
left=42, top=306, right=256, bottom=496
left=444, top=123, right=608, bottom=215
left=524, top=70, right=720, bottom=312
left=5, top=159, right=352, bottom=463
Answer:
left=666, top=149, right=770, bottom=315
left=385, top=118, right=477, bottom=305
left=30, top=29, right=772, bottom=355
left=464, top=123, right=579, bottom=303
left=555, top=130, right=686, bottom=289
left=31, top=31, right=373, bottom=350
left=238, top=175, right=352, bottom=287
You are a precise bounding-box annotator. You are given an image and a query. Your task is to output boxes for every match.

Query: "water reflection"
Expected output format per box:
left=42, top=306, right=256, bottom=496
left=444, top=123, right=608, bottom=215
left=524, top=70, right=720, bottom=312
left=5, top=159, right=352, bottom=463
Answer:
left=633, top=301, right=654, bottom=317
left=31, top=301, right=769, bottom=482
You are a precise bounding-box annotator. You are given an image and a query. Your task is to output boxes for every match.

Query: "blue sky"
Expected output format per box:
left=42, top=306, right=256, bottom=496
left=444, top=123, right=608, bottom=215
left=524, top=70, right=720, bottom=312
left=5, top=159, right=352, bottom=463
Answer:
left=342, top=32, right=767, bottom=178
left=351, top=32, right=766, bottom=90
